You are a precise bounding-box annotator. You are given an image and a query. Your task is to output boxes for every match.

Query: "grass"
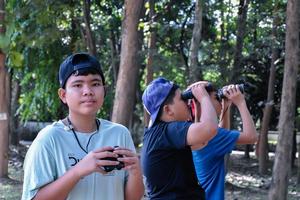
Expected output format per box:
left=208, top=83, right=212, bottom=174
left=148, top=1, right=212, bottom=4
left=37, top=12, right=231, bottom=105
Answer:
left=0, top=165, right=23, bottom=200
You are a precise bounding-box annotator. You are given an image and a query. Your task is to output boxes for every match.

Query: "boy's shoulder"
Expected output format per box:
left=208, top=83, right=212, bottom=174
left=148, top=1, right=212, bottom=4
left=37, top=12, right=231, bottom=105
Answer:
left=99, top=118, right=130, bottom=132
left=34, top=120, right=66, bottom=140
left=150, top=121, right=192, bottom=130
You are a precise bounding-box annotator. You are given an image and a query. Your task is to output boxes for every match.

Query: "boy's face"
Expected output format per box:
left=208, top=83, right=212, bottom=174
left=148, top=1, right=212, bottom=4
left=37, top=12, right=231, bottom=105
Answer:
left=58, top=73, right=105, bottom=117
left=167, top=89, right=191, bottom=121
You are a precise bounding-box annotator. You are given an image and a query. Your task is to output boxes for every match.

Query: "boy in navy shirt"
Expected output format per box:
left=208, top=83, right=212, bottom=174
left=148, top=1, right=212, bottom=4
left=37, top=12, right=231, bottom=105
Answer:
left=141, top=77, right=218, bottom=199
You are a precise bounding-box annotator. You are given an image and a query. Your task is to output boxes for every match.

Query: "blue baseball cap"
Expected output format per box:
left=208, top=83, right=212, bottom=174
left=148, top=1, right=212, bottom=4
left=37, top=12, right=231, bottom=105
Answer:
left=59, top=53, right=105, bottom=88
left=142, top=77, right=175, bottom=127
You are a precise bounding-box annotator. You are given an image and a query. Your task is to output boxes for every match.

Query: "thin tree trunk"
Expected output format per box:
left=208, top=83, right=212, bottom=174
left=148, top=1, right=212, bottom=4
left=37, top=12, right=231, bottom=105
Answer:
left=218, top=1, right=229, bottom=82
left=268, top=0, right=299, bottom=199
left=144, top=0, right=156, bottom=127
left=83, top=0, right=97, bottom=56
left=6, top=70, right=11, bottom=145
left=109, top=29, right=119, bottom=86
left=259, top=7, right=280, bottom=174
left=188, top=0, right=203, bottom=83
left=111, top=0, right=144, bottom=127
left=10, top=77, right=20, bottom=145
left=0, top=0, right=9, bottom=178
left=297, top=140, right=300, bottom=184
left=231, top=0, right=250, bottom=82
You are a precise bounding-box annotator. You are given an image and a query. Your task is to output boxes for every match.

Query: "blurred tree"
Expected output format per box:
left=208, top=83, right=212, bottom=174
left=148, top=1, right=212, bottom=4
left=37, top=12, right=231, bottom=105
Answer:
left=188, top=0, right=203, bottom=83
left=268, top=0, right=299, bottom=198
left=111, top=0, right=144, bottom=127
left=258, top=1, right=280, bottom=174
left=0, top=0, right=8, bottom=178
left=143, top=0, right=156, bottom=127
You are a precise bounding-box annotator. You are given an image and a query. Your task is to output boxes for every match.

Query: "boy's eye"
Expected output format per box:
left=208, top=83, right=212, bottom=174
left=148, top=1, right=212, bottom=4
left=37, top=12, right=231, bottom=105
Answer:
left=73, top=84, right=82, bottom=88
left=93, top=82, right=102, bottom=86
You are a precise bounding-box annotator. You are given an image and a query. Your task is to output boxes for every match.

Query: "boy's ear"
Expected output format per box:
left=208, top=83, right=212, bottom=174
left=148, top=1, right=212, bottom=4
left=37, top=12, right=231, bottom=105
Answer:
left=163, top=104, right=174, bottom=116
left=58, top=88, right=67, bottom=104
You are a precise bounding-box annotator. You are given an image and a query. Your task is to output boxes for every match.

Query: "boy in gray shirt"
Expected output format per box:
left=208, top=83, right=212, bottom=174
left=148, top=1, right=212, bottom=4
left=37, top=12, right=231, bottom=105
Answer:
left=22, top=53, right=144, bottom=200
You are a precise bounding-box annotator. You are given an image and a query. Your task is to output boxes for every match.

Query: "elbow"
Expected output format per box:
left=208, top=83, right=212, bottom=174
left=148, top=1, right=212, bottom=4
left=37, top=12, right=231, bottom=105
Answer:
left=247, top=131, right=258, bottom=144
left=252, top=132, right=259, bottom=143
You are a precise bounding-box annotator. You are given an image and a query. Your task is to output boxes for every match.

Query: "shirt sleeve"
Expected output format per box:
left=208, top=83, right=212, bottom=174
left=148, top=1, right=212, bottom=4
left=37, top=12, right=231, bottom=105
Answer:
left=162, top=121, right=192, bottom=149
left=22, top=133, right=56, bottom=200
left=210, top=128, right=240, bottom=157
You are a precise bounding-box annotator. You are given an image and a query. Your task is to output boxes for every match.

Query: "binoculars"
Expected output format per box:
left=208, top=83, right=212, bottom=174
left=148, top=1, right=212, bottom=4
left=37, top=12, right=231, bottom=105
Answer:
left=101, top=146, right=125, bottom=172
left=181, top=83, right=247, bottom=102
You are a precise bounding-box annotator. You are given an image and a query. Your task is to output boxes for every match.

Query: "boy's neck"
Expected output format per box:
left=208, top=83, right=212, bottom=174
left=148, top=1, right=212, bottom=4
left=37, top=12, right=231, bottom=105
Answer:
left=67, top=114, right=98, bottom=133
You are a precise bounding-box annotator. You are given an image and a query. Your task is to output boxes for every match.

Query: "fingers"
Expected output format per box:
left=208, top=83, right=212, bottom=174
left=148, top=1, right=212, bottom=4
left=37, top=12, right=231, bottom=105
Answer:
left=88, top=146, right=141, bottom=173
left=223, top=84, right=241, bottom=97
left=187, top=81, right=209, bottom=89
left=113, top=148, right=140, bottom=169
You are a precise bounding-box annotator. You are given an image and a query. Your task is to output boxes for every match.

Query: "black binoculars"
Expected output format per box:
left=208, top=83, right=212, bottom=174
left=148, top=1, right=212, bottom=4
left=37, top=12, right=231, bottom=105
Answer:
left=101, top=146, right=125, bottom=172
left=181, top=83, right=247, bottom=102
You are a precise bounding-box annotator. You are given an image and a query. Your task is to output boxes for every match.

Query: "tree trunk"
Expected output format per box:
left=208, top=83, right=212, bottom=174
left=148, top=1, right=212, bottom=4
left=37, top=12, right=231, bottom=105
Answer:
left=218, top=1, right=229, bottom=82
left=83, top=0, right=97, bottom=56
left=111, top=0, right=144, bottom=127
left=188, top=0, right=203, bottom=83
left=6, top=69, right=11, bottom=145
left=109, top=29, right=119, bottom=86
left=268, top=0, right=299, bottom=199
left=258, top=7, right=280, bottom=174
left=231, top=0, right=250, bottom=82
left=143, top=0, right=156, bottom=127
left=10, top=77, right=20, bottom=145
left=0, top=0, right=9, bottom=178
left=298, top=140, right=300, bottom=184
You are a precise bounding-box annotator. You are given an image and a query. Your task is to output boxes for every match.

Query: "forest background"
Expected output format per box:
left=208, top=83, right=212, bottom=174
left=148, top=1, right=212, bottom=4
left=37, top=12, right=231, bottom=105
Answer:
left=0, top=0, right=299, bottom=199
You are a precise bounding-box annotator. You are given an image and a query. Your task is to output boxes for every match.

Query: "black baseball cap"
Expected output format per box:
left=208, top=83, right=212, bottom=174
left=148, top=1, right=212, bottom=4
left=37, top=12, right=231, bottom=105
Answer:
left=59, top=53, right=105, bottom=88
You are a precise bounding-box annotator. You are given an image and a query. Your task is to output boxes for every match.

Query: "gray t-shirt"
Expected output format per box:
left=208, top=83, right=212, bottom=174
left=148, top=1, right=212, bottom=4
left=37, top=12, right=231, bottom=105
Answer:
left=22, top=119, right=136, bottom=200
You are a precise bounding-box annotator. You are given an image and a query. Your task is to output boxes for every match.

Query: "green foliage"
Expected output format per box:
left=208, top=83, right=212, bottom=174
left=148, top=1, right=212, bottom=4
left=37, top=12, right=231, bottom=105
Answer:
left=4, top=0, right=298, bottom=130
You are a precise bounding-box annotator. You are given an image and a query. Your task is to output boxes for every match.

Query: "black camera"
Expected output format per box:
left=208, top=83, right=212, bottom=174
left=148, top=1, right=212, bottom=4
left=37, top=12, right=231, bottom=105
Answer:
left=181, top=83, right=246, bottom=101
left=101, top=146, right=125, bottom=172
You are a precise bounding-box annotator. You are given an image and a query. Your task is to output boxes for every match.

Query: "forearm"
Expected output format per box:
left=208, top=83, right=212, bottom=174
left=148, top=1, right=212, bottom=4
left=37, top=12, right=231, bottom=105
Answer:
left=125, top=171, right=144, bottom=200
left=237, top=102, right=258, bottom=144
left=199, top=96, right=218, bottom=125
left=188, top=97, right=218, bottom=149
left=33, top=167, right=81, bottom=200
left=219, top=106, right=230, bottom=129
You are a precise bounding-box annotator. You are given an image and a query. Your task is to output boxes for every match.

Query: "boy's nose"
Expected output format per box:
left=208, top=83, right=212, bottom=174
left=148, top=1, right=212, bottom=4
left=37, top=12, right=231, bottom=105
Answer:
left=83, top=86, right=94, bottom=95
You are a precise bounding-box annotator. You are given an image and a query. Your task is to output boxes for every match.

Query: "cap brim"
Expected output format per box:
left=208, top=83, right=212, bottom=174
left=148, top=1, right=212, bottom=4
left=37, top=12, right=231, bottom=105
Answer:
left=148, top=109, right=159, bottom=127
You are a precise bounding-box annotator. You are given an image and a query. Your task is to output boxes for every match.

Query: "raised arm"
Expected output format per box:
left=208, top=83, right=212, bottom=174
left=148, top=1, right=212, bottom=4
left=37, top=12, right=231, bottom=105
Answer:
left=186, top=82, right=218, bottom=150
left=224, top=85, right=258, bottom=144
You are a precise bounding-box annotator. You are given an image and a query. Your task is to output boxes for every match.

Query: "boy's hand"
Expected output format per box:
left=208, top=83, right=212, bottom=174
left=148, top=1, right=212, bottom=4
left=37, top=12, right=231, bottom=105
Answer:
left=113, top=147, right=142, bottom=176
left=188, top=81, right=210, bottom=102
left=73, top=146, right=121, bottom=177
left=222, top=84, right=245, bottom=106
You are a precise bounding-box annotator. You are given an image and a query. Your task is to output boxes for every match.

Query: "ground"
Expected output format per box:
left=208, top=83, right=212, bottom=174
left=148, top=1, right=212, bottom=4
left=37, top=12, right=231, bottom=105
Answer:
left=0, top=145, right=299, bottom=200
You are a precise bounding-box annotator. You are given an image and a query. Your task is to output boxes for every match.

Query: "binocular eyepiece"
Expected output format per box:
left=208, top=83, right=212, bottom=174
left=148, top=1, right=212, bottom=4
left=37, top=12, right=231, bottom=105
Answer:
left=181, top=83, right=247, bottom=101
